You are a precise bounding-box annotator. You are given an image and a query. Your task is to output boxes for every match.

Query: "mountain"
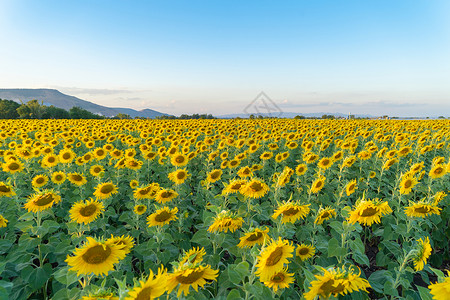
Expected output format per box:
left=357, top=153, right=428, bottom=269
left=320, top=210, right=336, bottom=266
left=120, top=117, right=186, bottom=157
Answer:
left=0, top=89, right=168, bottom=118
left=217, top=112, right=375, bottom=119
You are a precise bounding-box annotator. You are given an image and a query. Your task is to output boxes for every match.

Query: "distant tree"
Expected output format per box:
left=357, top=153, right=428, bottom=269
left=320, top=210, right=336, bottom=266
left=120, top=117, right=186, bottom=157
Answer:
left=114, top=113, right=132, bottom=119
left=294, top=115, right=305, bottom=119
left=43, top=105, right=70, bottom=119
left=0, top=99, right=20, bottom=119
left=17, top=99, right=46, bottom=119
left=438, top=116, right=445, bottom=119
left=69, top=106, right=104, bottom=119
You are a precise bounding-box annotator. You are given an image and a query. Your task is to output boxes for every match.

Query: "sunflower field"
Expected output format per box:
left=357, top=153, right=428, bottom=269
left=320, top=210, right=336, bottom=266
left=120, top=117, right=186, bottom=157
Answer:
left=0, top=118, right=450, bottom=300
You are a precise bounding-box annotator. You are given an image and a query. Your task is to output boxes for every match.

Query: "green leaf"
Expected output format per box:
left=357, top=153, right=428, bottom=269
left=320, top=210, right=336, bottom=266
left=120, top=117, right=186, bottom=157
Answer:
left=417, top=286, right=433, bottom=300
left=54, top=266, right=79, bottom=286
left=327, top=238, right=346, bottom=257
left=28, top=264, right=52, bottom=290
left=349, top=237, right=365, bottom=254
left=368, top=270, right=393, bottom=293
left=191, top=229, right=209, bottom=245
left=352, top=253, right=370, bottom=266
left=0, top=280, right=13, bottom=300
left=429, top=267, right=445, bottom=281
left=226, top=289, right=242, bottom=300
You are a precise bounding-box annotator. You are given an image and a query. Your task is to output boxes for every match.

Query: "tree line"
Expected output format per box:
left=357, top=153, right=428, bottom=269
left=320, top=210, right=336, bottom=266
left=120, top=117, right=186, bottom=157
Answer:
left=0, top=99, right=104, bottom=119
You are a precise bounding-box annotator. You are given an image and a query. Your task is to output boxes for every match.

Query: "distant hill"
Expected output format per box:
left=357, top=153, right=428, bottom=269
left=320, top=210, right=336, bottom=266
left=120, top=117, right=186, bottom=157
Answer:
left=0, top=89, right=168, bottom=118
left=217, top=112, right=375, bottom=119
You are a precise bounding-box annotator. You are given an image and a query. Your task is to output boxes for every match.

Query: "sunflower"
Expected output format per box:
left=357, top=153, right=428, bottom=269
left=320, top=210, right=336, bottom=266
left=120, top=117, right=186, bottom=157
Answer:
left=314, top=207, right=336, bottom=225
left=166, top=264, right=218, bottom=297
left=206, top=169, right=222, bottom=184
left=272, top=202, right=310, bottom=224
left=295, top=164, right=307, bottom=176
left=332, top=151, right=344, bottom=161
left=304, top=266, right=371, bottom=300
left=428, top=270, right=450, bottom=300
left=147, top=207, right=178, bottom=227
left=134, top=204, right=147, bottom=215
left=41, top=153, right=59, bottom=168
left=179, top=247, right=206, bottom=267
left=67, top=173, right=87, bottom=186
left=24, top=190, right=62, bottom=213
left=406, top=237, right=430, bottom=273
left=0, top=181, right=15, bottom=197
left=347, top=198, right=392, bottom=226
left=429, top=164, right=447, bottom=179
left=345, top=179, right=357, bottom=196
left=237, top=227, right=269, bottom=248
left=32, top=174, right=49, bottom=188
left=69, top=198, right=105, bottom=224
left=93, top=147, right=108, bottom=160
left=207, top=210, right=244, bottom=233
left=125, top=266, right=168, bottom=300
left=129, top=180, right=139, bottom=189
left=58, top=149, right=76, bottom=164
left=222, top=179, right=247, bottom=195
left=2, top=160, right=24, bottom=174
left=125, top=158, right=143, bottom=170
left=405, top=202, right=441, bottom=218
left=255, top=238, right=295, bottom=281
left=382, top=158, right=398, bottom=170
left=317, top=157, right=333, bottom=170
left=0, top=215, right=8, bottom=228
left=51, top=171, right=66, bottom=185
left=410, top=162, right=424, bottom=174
left=107, top=235, right=135, bottom=255
left=433, top=191, right=447, bottom=205
left=399, top=175, right=418, bottom=195
left=240, top=178, right=269, bottom=199
left=237, top=166, right=253, bottom=178
left=90, top=165, right=105, bottom=177
left=342, top=156, right=356, bottom=168
left=310, top=175, right=326, bottom=194
left=168, top=169, right=189, bottom=185
left=262, top=268, right=294, bottom=292
left=155, top=189, right=179, bottom=204
left=171, top=153, right=188, bottom=167
left=93, top=182, right=118, bottom=200
left=296, top=244, right=315, bottom=261
left=133, top=184, right=157, bottom=200
left=260, top=151, right=273, bottom=160
left=65, top=237, right=127, bottom=276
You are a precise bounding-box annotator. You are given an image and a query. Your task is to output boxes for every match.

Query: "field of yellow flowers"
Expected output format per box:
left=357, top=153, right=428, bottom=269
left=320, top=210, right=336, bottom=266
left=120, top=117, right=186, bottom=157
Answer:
left=0, top=119, right=449, bottom=300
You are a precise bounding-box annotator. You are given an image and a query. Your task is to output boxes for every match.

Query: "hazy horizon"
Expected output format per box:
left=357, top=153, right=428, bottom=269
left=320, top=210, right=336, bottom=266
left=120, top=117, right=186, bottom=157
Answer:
left=1, top=1, right=450, bottom=117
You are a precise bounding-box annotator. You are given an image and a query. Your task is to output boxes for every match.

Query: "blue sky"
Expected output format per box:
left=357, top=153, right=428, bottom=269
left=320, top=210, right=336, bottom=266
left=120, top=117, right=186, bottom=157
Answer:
left=1, top=0, right=449, bottom=116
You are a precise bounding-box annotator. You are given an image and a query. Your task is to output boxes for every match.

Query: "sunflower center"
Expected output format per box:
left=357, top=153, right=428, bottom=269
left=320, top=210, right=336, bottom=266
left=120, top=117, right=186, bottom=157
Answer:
left=298, top=247, right=310, bottom=255
left=271, top=273, right=285, bottom=283
left=434, top=167, right=444, bottom=175
left=80, top=204, right=98, bottom=217
left=315, top=181, right=323, bottom=189
left=48, top=157, right=56, bottom=163
left=55, top=175, right=63, bottom=181
left=136, top=287, right=153, bottom=300
left=71, top=175, right=83, bottom=181
left=8, top=163, right=20, bottom=170
left=321, top=211, right=330, bottom=219
left=414, top=206, right=430, bottom=213
left=266, top=247, right=283, bottom=266
left=100, top=184, right=114, bottom=194
left=0, top=185, right=11, bottom=193
left=82, top=245, right=111, bottom=264
left=322, top=159, right=330, bottom=166
left=348, top=184, right=355, bottom=190
left=176, top=172, right=186, bottom=180
left=34, top=194, right=54, bottom=206
left=94, top=167, right=101, bottom=173
left=176, top=269, right=205, bottom=284
left=137, top=206, right=145, bottom=212
left=250, top=182, right=263, bottom=191
left=283, top=207, right=300, bottom=216
left=210, top=172, right=220, bottom=179
left=246, top=232, right=263, bottom=242
left=175, top=156, right=185, bottom=163
left=320, top=279, right=345, bottom=295
left=36, top=177, right=45, bottom=184
left=62, top=153, right=71, bottom=160
left=360, top=206, right=378, bottom=217
left=155, top=211, right=172, bottom=222
left=404, top=180, right=412, bottom=188
left=231, top=183, right=242, bottom=190
left=96, top=150, right=105, bottom=156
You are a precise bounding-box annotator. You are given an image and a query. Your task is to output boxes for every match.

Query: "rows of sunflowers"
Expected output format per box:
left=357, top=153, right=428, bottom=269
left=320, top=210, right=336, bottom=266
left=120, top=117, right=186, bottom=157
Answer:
left=0, top=119, right=450, bottom=299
